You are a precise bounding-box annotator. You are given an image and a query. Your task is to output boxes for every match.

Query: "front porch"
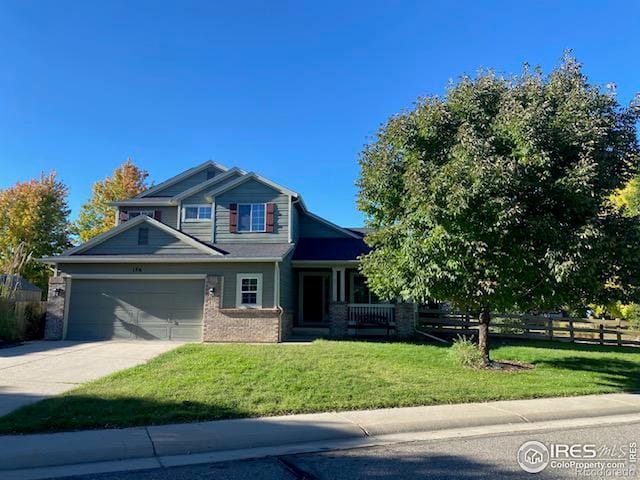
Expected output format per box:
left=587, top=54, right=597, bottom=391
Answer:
left=291, top=263, right=415, bottom=339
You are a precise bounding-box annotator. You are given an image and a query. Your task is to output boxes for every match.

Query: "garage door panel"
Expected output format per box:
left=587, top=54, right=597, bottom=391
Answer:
left=67, top=279, right=204, bottom=341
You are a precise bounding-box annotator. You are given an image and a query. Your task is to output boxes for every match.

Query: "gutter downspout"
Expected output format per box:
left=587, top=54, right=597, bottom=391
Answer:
left=274, top=261, right=283, bottom=342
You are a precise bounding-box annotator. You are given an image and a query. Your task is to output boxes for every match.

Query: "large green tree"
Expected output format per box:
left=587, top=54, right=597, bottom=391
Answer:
left=74, top=158, right=149, bottom=242
left=357, top=55, right=640, bottom=364
left=0, top=172, right=72, bottom=289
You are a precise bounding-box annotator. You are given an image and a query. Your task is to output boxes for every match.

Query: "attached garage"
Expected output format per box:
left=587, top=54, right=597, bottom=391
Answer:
left=66, top=278, right=204, bottom=341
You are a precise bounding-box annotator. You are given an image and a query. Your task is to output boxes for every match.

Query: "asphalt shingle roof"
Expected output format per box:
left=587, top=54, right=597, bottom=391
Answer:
left=208, top=243, right=295, bottom=259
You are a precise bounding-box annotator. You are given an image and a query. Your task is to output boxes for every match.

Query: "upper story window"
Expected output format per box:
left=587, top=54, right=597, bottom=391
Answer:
left=238, top=203, right=266, bottom=232
left=183, top=204, right=212, bottom=222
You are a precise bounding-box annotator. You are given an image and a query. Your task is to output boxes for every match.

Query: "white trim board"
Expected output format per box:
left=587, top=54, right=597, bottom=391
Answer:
left=63, top=215, right=222, bottom=257
left=137, top=160, right=230, bottom=198
left=64, top=274, right=207, bottom=280
left=41, top=256, right=285, bottom=264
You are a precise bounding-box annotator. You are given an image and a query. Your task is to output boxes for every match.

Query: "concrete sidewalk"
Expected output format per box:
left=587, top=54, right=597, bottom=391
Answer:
left=1, top=392, right=639, bottom=476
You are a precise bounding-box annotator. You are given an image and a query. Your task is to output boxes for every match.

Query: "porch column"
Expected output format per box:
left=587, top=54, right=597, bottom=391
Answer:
left=339, top=268, right=346, bottom=302
left=332, top=268, right=338, bottom=302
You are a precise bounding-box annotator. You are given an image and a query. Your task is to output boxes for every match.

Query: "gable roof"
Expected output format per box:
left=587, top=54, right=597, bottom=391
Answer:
left=292, top=237, right=370, bottom=261
left=63, top=215, right=222, bottom=256
left=204, top=172, right=299, bottom=200
left=137, top=160, right=230, bottom=198
left=0, top=275, right=41, bottom=292
left=298, top=210, right=362, bottom=239
left=171, top=167, right=245, bottom=201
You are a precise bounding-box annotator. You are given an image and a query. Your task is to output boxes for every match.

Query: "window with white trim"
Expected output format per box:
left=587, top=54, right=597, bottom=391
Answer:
left=182, top=204, right=212, bottom=222
left=128, top=210, right=155, bottom=219
left=237, top=203, right=266, bottom=232
left=236, top=273, right=263, bottom=308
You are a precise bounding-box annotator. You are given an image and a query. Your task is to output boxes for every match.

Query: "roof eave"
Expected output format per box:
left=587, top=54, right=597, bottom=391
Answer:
left=40, top=255, right=285, bottom=264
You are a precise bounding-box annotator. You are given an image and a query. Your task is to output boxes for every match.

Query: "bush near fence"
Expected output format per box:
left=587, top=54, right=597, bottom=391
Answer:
left=417, top=308, right=640, bottom=347
left=0, top=299, right=47, bottom=343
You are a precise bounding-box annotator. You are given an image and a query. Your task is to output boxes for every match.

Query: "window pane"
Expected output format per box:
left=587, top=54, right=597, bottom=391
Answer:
left=251, top=204, right=265, bottom=231
left=242, top=292, right=257, bottom=304
left=199, top=206, right=212, bottom=219
left=242, top=278, right=257, bottom=291
left=129, top=211, right=140, bottom=218
left=238, top=205, right=251, bottom=231
left=185, top=207, right=198, bottom=219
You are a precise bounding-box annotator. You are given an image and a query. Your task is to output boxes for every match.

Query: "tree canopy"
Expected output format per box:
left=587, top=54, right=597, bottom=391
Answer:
left=0, top=172, right=72, bottom=289
left=74, top=158, right=149, bottom=242
left=358, top=55, right=640, bottom=317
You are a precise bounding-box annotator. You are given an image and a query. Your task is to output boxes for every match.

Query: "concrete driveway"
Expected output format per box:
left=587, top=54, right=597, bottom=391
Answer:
left=0, top=341, right=181, bottom=417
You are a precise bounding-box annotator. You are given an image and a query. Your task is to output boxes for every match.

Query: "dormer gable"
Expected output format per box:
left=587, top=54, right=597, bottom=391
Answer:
left=139, top=160, right=229, bottom=198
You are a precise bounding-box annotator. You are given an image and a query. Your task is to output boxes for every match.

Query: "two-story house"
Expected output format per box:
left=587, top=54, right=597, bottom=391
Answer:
left=42, top=161, right=414, bottom=342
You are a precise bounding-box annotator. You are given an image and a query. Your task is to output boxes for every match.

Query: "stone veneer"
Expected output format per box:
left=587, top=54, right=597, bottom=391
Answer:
left=44, top=276, right=66, bottom=340
left=395, top=302, right=416, bottom=339
left=329, top=302, right=348, bottom=338
left=203, top=275, right=281, bottom=342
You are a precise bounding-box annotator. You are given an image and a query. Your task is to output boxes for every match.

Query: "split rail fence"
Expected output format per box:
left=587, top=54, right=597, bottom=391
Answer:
left=417, top=308, right=640, bottom=347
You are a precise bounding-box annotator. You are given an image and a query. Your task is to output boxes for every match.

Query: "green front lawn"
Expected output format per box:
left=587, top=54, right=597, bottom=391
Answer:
left=1, top=339, right=639, bottom=434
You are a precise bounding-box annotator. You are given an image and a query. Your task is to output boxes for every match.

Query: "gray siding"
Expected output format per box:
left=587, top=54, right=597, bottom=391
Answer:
left=58, top=262, right=277, bottom=309
left=151, top=166, right=224, bottom=197
left=181, top=171, right=243, bottom=205
left=279, top=249, right=296, bottom=313
left=298, top=212, right=352, bottom=238
left=181, top=220, right=212, bottom=243
left=291, top=204, right=300, bottom=242
left=215, top=179, right=289, bottom=244
left=117, top=207, right=179, bottom=229
left=81, top=224, right=203, bottom=256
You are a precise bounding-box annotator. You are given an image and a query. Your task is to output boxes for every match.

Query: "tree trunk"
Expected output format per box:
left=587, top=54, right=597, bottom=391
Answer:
left=478, top=308, right=491, bottom=366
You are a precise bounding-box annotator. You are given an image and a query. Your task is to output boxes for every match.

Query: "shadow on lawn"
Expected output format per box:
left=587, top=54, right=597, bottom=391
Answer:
left=532, top=356, right=640, bottom=391
left=0, top=394, right=254, bottom=435
left=491, top=338, right=640, bottom=354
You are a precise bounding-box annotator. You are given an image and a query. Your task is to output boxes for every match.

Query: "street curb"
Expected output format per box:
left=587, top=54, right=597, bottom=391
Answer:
left=1, top=393, right=639, bottom=474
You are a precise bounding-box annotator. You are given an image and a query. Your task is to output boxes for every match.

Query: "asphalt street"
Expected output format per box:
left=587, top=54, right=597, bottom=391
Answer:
left=66, top=420, right=640, bottom=480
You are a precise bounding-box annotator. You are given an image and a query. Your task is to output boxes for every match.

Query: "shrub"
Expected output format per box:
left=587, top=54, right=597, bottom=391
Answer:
left=621, top=303, right=640, bottom=332
left=0, top=298, right=20, bottom=342
left=449, top=335, right=485, bottom=368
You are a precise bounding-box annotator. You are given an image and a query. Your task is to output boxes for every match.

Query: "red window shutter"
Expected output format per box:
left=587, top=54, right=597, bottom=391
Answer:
left=119, top=210, right=129, bottom=223
left=266, top=203, right=275, bottom=233
left=229, top=203, right=238, bottom=233
left=153, top=210, right=162, bottom=222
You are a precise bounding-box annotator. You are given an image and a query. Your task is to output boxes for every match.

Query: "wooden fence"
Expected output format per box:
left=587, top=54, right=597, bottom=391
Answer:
left=417, top=308, right=640, bottom=347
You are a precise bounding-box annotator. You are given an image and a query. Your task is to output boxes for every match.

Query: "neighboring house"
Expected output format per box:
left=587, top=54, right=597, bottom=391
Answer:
left=42, top=161, right=414, bottom=342
left=0, top=275, right=42, bottom=302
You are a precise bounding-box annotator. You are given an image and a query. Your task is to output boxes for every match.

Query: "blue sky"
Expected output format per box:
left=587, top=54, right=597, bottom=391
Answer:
left=1, top=1, right=638, bottom=227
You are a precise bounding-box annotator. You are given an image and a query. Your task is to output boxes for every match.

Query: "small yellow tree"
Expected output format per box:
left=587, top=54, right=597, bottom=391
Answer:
left=74, top=158, right=149, bottom=242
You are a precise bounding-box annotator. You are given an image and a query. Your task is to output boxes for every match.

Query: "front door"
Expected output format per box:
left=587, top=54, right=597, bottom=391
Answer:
left=300, top=273, right=330, bottom=324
